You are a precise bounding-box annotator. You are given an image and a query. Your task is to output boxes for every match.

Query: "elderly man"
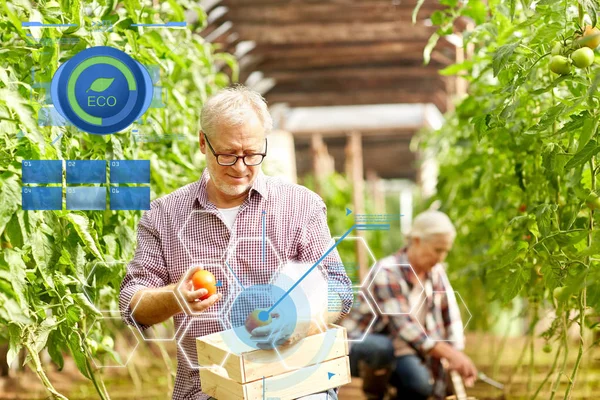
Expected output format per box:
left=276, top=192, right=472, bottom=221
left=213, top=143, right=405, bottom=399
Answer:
left=343, top=210, right=477, bottom=400
left=119, top=85, right=353, bottom=399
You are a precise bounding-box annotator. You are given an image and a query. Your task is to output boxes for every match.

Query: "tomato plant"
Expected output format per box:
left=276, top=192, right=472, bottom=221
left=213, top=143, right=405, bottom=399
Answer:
left=417, top=0, right=600, bottom=397
left=0, top=0, right=232, bottom=398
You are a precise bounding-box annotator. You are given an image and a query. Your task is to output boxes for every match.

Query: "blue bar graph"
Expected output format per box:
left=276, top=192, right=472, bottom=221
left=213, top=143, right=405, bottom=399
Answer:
left=66, top=187, right=106, bottom=210
left=22, top=187, right=62, bottom=210
left=22, top=160, right=62, bottom=184
left=109, top=160, right=150, bottom=184
left=110, top=187, right=150, bottom=210
left=66, top=160, right=106, bottom=184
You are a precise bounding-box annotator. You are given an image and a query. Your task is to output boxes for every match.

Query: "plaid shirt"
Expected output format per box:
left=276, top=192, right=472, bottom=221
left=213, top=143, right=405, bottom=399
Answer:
left=119, top=169, right=353, bottom=400
left=343, top=249, right=464, bottom=398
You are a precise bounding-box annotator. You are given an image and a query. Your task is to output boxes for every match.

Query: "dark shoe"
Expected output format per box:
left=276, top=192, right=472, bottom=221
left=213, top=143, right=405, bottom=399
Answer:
left=359, top=360, right=393, bottom=400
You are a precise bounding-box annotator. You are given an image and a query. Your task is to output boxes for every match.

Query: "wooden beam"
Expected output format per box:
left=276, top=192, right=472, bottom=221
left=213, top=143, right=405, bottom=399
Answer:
left=265, top=66, right=444, bottom=83
left=223, top=2, right=444, bottom=23
left=234, top=22, right=436, bottom=45
left=266, top=72, right=446, bottom=94
left=246, top=42, right=454, bottom=71
left=266, top=89, right=447, bottom=107
left=291, top=127, right=421, bottom=137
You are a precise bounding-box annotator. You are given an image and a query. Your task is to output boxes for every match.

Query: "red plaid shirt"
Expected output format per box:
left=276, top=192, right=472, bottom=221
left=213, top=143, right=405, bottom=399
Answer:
left=119, top=169, right=353, bottom=399
left=342, top=249, right=465, bottom=398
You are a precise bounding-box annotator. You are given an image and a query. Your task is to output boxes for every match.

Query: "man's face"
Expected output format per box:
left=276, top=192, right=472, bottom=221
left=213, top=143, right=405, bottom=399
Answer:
left=200, top=113, right=266, bottom=198
left=412, top=233, right=454, bottom=272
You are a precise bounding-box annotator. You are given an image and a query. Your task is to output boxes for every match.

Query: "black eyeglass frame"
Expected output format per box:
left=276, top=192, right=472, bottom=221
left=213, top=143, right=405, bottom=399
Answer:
left=203, top=133, right=268, bottom=166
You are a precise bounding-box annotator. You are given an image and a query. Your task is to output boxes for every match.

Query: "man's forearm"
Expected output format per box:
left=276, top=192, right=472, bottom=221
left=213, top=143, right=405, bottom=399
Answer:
left=130, top=284, right=182, bottom=326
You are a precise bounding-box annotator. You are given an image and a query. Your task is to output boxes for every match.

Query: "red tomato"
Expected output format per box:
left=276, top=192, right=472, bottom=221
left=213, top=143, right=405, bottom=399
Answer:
left=191, top=270, right=217, bottom=300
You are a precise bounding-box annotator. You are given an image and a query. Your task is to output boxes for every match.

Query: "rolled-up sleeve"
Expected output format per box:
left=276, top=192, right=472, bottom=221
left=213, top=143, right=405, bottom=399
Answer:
left=297, top=199, right=353, bottom=319
left=119, top=206, right=169, bottom=330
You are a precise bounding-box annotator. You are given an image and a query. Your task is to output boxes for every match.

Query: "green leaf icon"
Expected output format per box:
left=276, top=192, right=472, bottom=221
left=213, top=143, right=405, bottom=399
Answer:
left=86, top=77, right=115, bottom=93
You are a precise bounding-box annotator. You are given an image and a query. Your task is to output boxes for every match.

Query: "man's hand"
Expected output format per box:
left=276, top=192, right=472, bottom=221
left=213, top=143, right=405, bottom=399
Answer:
left=177, top=265, right=222, bottom=314
left=250, top=314, right=322, bottom=349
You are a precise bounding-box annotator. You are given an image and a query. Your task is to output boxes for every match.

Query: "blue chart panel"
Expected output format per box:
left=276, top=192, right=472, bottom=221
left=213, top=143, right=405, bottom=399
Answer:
left=66, top=187, right=106, bottom=210
left=22, top=187, right=62, bottom=210
left=66, top=160, right=106, bottom=184
left=110, top=187, right=150, bottom=210
left=22, top=160, right=62, bottom=184
left=110, top=160, right=150, bottom=184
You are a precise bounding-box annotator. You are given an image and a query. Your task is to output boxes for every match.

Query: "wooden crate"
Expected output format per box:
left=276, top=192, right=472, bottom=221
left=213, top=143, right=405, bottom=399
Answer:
left=197, top=325, right=351, bottom=400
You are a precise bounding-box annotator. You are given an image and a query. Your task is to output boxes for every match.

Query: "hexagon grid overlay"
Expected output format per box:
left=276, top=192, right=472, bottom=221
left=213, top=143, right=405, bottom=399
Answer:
left=177, top=318, right=231, bottom=371
left=332, top=236, right=377, bottom=289
left=86, top=310, right=139, bottom=368
left=413, top=290, right=472, bottom=343
left=335, top=288, right=378, bottom=343
left=130, top=289, right=183, bottom=341
left=367, top=262, right=425, bottom=315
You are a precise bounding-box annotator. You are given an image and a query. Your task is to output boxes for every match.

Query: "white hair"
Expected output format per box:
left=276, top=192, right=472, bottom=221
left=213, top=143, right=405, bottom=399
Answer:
left=407, top=210, right=456, bottom=242
left=200, top=85, right=273, bottom=137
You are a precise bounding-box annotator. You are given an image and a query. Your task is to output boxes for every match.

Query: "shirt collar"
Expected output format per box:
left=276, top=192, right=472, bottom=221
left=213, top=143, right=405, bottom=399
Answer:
left=194, top=168, right=269, bottom=208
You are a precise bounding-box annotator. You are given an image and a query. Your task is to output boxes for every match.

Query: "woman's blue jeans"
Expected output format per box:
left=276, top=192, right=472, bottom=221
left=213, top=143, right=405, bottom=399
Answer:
left=349, top=334, right=433, bottom=400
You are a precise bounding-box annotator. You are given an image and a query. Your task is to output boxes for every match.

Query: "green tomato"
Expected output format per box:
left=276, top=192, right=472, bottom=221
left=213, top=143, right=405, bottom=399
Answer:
left=101, top=336, right=114, bottom=350
left=571, top=47, right=595, bottom=68
left=542, top=343, right=552, bottom=354
left=551, top=42, right=562, bottom=55
left=586, top=191, right=600, bottom=210
left=86, top=338, right=98, bottom=355
left=549, top=55, right=571, bottom=75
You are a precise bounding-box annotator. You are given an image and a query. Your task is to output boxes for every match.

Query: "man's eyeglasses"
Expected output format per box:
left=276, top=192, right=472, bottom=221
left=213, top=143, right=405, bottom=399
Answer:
left=203, top=134, right=267, bottom=166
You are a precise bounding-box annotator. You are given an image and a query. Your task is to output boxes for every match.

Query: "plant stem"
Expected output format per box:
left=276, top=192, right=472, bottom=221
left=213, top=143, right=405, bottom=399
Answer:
left=23, top=341, right=68, bottom=400
left=85, top=354, right=111, bottom=400
left=550, top=310, right=569, bottom=400
left=506, top=302, right=538, bottom=391
left=532, top=340, right=563, bottom=400
left=564, top=158, right=595, bottom=398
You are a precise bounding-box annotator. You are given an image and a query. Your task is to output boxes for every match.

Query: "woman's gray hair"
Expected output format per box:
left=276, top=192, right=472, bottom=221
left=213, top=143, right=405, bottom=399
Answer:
left=200, top=85, right=273, bottom=137
left=407, top=210, right=456, bottom=243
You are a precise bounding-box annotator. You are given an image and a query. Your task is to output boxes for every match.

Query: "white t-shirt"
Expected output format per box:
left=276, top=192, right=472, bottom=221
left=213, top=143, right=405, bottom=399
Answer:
left=217, top=205, right=241, bottom=230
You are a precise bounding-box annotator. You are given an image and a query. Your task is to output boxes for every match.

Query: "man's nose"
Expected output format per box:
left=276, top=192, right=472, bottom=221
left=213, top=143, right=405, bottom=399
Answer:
left=230, top=156, right=247, bottom=172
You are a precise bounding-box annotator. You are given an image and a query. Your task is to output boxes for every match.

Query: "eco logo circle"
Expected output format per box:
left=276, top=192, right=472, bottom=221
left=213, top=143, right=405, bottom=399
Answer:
left=51, top=46, right=153, bottom=135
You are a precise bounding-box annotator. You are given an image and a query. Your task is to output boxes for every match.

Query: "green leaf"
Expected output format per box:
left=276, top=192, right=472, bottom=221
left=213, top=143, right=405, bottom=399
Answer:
left=492, top=42, right=519, bottom=77
left=564, top=140, right=600, bottom=170
left=578, top=114, right=598, bottom=151
left=532, top=104, right=568, bottom=132
left=472, top=114, right=491, bottom=140
left=0, top=173, right=21, bottom=235
left=64, top=213, right=104, bottom=261
left=579, top=0, right=600, bottom=28
left=439, top=60, right=474, bottom=76
left=47, top=330, right=64, bottom=370
left=67, top=332, right=91, bottom=379
left=3, top=249, right=29, bottom=310
left=86, top=77, right=115, bottom=93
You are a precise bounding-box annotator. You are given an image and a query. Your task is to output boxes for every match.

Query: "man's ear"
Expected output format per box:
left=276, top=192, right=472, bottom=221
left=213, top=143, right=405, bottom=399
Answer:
left=199, top=131, right=206, bottom=154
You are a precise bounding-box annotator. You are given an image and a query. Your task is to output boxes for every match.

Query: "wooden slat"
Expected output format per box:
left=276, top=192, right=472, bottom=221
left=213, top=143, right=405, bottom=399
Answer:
left=196, top=325, right=348, bottom=384
left=235, top=22, right=436, bottom=45
left=224, top=2, right=444, bottom=23
left=266, top=89, right=447, bottom=107
left=242, top=326, right=348, bottom=383
left=200, top=356, right=351, bottom=399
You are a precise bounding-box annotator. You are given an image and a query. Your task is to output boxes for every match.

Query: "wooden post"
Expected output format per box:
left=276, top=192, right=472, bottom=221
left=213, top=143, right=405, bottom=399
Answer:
left=345, top=131, right=368, bottom=282
left=311, top=133, right=334, bottom=195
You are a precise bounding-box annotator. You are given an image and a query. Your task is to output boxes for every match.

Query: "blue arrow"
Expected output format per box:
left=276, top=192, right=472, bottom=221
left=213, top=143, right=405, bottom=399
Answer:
left=328, top=372, right=335, bottom=380
left=216, top=280, right=222, bottom=287
left=346, top=208, right=352, bottom=216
